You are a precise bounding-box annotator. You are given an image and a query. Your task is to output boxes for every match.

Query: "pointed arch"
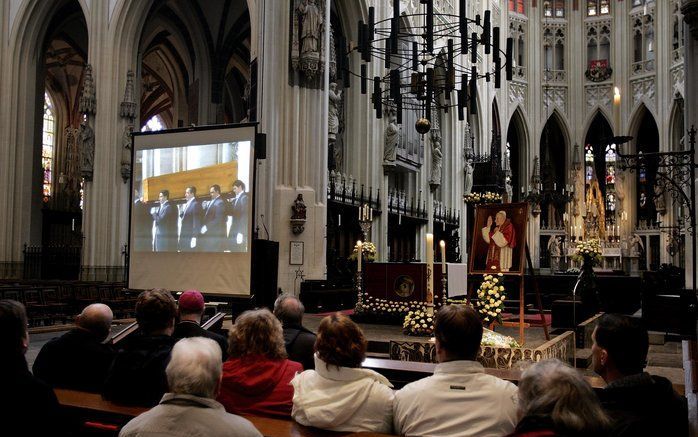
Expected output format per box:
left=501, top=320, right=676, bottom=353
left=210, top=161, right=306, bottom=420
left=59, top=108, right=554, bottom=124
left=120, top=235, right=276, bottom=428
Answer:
left=582, top=107, right=613, bottom=138
left=669, top=97, right=685, bottom=151
left=506, top=106, right=529, bottom=202
left=539, top=111, right=568, bottom=226
left=491, top=98, right=501, bottom=139
left=628, top=103, right=659, bottom=154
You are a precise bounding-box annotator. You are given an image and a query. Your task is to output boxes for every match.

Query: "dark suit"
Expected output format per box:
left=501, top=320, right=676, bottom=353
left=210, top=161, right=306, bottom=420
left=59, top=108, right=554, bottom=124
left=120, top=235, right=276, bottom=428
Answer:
left=152, top=201, right=178, bottom=252
left=282, top=324, right=316, bottom=370
left=133, top=199, right=154, bottom=251
left=173, top=320, right=228, bottom=361
left=179, top=198, right=203, bottom=251
left=228, top=192, right=249, bottom=251
left=32, top=328, right=115, bottom=392
left=201, top=197, right=226, bottom=251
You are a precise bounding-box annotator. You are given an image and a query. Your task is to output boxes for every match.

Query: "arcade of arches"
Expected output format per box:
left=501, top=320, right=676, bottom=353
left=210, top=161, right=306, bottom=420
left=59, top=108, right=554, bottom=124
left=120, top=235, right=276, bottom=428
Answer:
left=0, top=1, right=697, bottom=309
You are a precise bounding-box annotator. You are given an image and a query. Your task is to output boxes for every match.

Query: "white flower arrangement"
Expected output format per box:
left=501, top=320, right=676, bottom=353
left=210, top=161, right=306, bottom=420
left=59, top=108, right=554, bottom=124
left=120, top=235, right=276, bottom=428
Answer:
left=482, top=329, right=520, bottom=348
left=572, top=238, right=603, bottom=266
left=348, top=241, right=377, bottom=262
left=355, top=294, right=415, bottom=321
left=463, top=191, right=503, bottom=205
left=475, top=273, right=507, bottom=324
left=403, top=308, right=434, bottom=336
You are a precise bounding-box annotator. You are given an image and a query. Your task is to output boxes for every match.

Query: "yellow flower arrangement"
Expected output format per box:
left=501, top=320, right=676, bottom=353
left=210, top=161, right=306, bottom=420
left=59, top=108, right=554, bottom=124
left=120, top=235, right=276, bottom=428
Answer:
left=475, top=273, right=507, bottom=324
left=348, top=241, right=377, bottom=262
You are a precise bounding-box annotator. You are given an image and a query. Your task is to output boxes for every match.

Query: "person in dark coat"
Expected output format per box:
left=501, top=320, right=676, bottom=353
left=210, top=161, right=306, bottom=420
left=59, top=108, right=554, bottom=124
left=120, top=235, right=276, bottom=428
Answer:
left=0, top=300, right=65, bottom=436
left=178, top=186, right=203, bottom=251
left=592, top=314, right=688, bottom=437
left=133, top=190, right=155, bottom=251
left=173, top=290, right=228, bottom=360
left=201, top=184, right=227, bottom=251
left=33, top=303, right=115, bottom=392
left=227, top=179, right=249, bottom=251
left=103, top=289, right=177, bottom=407
left=152, top=190, right=178, bottom=252
left=273, top=293, right=316, bottom=370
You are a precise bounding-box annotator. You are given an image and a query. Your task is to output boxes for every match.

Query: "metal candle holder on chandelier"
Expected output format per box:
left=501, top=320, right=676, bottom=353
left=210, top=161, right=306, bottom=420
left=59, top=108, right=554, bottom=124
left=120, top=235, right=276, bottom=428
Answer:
left=338, top=0, right=514, bottom=133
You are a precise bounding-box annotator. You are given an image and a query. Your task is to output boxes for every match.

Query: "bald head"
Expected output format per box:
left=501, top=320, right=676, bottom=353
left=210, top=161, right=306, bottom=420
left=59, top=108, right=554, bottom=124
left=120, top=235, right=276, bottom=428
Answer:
left=76, top=304, right=113, bottom=342
left=273, top=293, right=305, bottom=325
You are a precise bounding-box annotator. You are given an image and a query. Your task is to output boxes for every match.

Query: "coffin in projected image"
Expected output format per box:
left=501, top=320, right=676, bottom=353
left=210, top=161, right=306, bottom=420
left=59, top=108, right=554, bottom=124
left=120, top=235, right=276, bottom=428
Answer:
left=142, top=161, right=238, bottom=202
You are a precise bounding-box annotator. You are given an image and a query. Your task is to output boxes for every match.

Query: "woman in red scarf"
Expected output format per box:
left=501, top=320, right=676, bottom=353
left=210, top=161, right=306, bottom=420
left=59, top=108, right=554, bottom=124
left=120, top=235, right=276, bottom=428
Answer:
left=217, top=309, right=302, bottom=417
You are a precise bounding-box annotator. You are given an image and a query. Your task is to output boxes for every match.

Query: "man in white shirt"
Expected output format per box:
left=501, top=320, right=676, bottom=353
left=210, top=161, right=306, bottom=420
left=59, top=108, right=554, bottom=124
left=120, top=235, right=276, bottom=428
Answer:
left=393, top=305, right=518, bottom=437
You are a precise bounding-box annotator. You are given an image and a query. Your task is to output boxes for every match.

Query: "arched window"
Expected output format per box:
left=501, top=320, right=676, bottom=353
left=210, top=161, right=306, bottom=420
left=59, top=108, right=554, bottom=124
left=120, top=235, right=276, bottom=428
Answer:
left=42, top=93, right=55, bottom=203
left=587, top=0, right=610, bottom=16
left=604, top=143, right=617, bottom=214
left=585, top=143, right=595, bottom=182
left=142, top=115, right=165, bottom=132
left=509, top=0, right=524, bottom=14
left=632, top=14, right=655, bottom=74
left=543, top=0, right=565, bottom=18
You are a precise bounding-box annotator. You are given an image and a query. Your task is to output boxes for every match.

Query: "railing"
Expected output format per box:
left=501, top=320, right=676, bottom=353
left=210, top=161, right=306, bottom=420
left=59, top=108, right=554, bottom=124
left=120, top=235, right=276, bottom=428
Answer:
left=327, top=171, right=381, bottom=211
left=387, top=190, right=427, bottom=220
left=631, top=59, right=655, bottom=75
left=433, top=200, right=460, bottom=227
left=23, top=244, right=81, bottom=280
left=543, top=69, right=566, bottom=82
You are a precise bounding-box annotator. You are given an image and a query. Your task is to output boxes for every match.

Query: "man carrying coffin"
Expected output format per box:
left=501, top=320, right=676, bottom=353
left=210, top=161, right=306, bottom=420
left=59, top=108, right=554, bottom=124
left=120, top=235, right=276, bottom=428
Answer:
left=481, top=210, right=516, bottom=272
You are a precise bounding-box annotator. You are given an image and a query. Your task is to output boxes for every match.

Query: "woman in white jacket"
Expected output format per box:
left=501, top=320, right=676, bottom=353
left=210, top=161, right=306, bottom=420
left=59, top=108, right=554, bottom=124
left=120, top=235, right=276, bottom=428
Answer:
left=291, top=313, right=394, bottom=433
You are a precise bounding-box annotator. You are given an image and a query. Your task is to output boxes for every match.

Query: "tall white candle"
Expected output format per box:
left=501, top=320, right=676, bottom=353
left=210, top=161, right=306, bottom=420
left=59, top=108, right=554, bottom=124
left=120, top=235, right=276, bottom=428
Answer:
left=440, top=240, right=446, bottom=273
left=613, top=87, right=621, bottom=135
left=426, top=234, right=434, bottom=307
left=357, top=240, right=362, bottom=272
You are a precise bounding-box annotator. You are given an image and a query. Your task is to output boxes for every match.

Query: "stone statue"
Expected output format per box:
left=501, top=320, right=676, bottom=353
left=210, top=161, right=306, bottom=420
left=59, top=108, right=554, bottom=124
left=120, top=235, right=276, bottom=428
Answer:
left=79, top=64, right=96, bottom=115
left=573, top=168, right=586, bottom=217
left=291, top=194, right=307, bottom=220
left=120, top=124, right=133, bottom=183
left=297, top=0, right=323, bottom=56
left=464, top=159, right=474, bottom=195
left=430, top=129, right=443, bottom=187
left=653, top=182, right=666, bottom=214
left=79, top=119, right=95, bottom=181
left=383, top=109, right=399, bottom=164
left=629, top=233, right=644, bottom=257
left=548, top=235, right=561, bottom=271
left=615, top=170, right=626, bottom=213
left=328, top=82, right=342, bottom=142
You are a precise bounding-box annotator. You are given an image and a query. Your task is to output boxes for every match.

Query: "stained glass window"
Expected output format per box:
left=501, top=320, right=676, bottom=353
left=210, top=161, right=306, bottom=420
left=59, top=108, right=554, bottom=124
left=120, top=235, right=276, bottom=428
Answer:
left=587, top=0, right=610, bottom=16
left=605, top=144, right=617, bottom=212
left=585, top=144, right=594, bottom=181
left=142, top=115, right=165, bottom=132
left=42, top=93, right=55, bottom=203
left=509, top=0, right=524, bottom=14
left=543, top=0, right=565, bottom=18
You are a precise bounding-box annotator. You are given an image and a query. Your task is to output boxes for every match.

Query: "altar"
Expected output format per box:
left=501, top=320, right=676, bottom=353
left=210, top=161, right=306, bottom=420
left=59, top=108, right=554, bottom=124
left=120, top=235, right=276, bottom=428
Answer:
left=363, top=262, right=469, bottom=302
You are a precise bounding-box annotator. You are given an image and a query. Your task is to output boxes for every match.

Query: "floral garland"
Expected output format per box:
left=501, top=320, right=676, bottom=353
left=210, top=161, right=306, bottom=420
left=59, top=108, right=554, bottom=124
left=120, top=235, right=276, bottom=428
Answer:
left=475, top=273, right=506, bottom=324
left=348, top=241, right=377, bottom=262
left=463, top=191, right=502, bottom=204
left=571, top=238, right=603, bottom=266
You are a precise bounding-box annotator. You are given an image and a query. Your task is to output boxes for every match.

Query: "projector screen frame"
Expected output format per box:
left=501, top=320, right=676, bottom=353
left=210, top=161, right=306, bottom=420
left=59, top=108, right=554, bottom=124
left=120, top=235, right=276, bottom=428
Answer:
left=126, top=122, right=259, bottom=297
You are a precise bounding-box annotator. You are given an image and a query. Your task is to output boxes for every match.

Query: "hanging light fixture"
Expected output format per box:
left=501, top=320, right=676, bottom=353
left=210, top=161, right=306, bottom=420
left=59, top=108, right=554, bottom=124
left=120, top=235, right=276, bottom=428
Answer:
left=338, top=0, right=513, bottom=134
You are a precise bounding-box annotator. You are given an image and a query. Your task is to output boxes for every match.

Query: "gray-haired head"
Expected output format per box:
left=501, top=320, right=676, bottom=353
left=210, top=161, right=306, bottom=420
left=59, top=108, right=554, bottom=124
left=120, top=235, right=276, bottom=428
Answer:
left=518, top=359, right=610, bottom=434
left=76, top=303, right=113, bottom=342
left=273, top=293, right=305, bottom=325
left=166, top=337, right=222, bottom=399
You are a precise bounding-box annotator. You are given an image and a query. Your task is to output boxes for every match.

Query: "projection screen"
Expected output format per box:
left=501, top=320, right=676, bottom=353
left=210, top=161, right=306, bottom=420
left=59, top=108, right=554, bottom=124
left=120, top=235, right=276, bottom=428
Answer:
left=128, top=124, right=256, bottom=295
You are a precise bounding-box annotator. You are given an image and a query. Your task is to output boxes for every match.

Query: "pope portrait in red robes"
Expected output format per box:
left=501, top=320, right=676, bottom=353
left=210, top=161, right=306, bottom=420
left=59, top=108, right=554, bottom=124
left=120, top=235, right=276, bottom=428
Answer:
left=480, top=210, right=517, bottom=271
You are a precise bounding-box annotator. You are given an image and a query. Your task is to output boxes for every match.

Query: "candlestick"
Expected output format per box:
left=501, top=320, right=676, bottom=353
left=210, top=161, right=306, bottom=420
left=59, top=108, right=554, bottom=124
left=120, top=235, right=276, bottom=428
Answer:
left=426, top=233, right=434, bottom=310
left=440, top=240, right=446, bottom=270
left=357, top=240, right=362, bottom=272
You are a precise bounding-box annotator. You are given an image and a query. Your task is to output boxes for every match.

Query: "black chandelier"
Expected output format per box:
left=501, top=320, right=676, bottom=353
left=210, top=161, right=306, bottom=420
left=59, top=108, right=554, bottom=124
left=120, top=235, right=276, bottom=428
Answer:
left=339, top=0, right=513, bottom=134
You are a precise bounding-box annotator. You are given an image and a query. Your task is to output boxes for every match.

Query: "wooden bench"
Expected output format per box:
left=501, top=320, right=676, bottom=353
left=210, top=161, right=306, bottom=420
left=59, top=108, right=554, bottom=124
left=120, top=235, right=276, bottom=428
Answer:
left=54, top=389, right=395, bottom=437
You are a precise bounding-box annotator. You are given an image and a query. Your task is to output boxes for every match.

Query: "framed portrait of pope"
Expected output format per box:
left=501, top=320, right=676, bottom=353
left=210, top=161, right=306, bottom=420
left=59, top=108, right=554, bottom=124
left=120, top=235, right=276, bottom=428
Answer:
left=469, top=202, right=528, bottom=275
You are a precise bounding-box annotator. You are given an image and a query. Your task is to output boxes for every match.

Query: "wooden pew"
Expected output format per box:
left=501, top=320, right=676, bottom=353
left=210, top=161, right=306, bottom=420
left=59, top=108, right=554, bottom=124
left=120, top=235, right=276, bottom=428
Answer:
left=54, top=389, right=395, bottom=437
left=109, top=312, right=227, bottom=346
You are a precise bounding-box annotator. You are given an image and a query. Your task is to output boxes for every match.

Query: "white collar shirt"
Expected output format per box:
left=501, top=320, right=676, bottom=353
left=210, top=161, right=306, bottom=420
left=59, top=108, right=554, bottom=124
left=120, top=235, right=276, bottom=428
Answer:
left=393, top=360, right=518, bottom=437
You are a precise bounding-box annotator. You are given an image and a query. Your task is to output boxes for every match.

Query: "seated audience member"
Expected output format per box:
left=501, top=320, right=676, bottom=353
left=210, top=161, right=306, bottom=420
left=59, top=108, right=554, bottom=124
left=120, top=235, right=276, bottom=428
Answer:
left=217, top=309, right=302, bottom=417
left=173, top=290, right=228, bottom=360
left=592, top=314, right=688, bottom=436
left=104, top=289, right=178, bottom=406
left=393, top=304, right=518, bottom=437
left=507, top=359, right=610, bottom=437
left=0, top=300, right=64, bottom=435
left=274, top=293, right=316, bottom=370
left=291, top=313, right=394, bottom=433
left=33, top=303, right=115, bottom=392
left=119, top=337, right=262, bottom=437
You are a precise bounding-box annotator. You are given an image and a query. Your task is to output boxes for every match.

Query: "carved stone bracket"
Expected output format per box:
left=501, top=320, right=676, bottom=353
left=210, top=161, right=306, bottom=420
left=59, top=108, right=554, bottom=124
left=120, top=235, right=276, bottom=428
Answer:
left=120, top=70, right=137, bottom=183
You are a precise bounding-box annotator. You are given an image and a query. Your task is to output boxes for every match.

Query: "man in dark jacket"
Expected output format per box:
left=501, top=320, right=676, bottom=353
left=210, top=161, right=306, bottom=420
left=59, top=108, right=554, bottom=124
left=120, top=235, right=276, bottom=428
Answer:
left=33, top=303, right=115, bottom=392
left=179, top=186, right=203, bottom=251
left=152, top=190, right=178, bottom=252
left=173, top=290, right=228, bottom=360
left=201, top=184, right=227, bottom=251
left=103, top=289, right=177, bottom=406
left=273, top=293, right=316, bottom=370
left=592, top=313, right=688, bottom=436
left=1, top=300, right=65, bottom=435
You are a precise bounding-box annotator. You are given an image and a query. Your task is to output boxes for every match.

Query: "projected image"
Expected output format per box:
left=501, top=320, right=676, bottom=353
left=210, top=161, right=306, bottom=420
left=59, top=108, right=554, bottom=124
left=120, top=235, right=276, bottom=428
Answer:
left=132, top=141, right=251, bottom=253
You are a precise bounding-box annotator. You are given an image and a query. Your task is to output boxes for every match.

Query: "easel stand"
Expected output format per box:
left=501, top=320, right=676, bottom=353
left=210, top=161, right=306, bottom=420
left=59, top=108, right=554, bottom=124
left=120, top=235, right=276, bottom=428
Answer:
left=470, top=243, right=549, bottom=345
